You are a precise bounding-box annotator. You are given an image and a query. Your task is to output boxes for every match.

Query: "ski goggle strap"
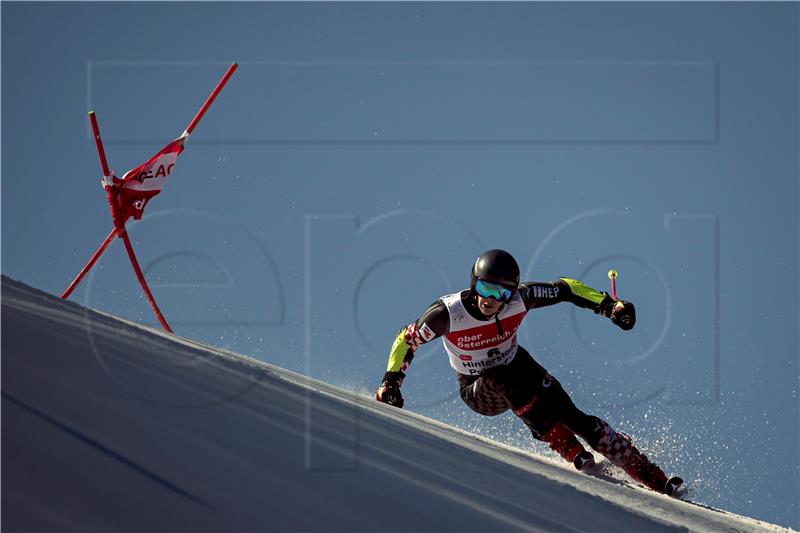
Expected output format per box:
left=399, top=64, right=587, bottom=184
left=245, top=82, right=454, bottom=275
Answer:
left=475, top=279, right=514, bottom=301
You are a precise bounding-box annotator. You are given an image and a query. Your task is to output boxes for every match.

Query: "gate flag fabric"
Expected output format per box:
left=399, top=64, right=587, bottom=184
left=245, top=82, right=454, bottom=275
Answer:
left=115, top=136, right=185, bottom=221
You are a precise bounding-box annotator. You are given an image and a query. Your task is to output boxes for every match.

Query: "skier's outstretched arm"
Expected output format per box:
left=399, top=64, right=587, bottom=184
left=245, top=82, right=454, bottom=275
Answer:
left=375, top=300, right=450, bottom=408
left=518, top=278, right=636, bottom=330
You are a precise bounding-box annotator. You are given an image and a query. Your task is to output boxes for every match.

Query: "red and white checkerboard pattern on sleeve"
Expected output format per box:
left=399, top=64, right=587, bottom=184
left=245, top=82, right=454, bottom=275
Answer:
left=403, top=323, right=426, bottom=350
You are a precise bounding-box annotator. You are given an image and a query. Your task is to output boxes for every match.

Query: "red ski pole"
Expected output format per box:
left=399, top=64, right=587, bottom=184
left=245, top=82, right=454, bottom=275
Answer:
left=607, top=269, right=618, bottom=300
left=182, top=62, right=238, bottom=137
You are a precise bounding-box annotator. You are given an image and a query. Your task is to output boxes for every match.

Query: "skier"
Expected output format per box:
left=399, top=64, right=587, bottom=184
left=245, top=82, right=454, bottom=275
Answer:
left=375, top=249, right=682, bottom=495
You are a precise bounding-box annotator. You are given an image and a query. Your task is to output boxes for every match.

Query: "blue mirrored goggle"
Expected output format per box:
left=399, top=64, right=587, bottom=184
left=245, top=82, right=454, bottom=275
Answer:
left=475, top=279, right=514, bottom=301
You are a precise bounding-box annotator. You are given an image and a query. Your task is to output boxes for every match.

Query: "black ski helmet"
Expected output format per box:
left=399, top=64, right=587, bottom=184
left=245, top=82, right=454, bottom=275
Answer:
left=470, top=249, right=520, bottom=293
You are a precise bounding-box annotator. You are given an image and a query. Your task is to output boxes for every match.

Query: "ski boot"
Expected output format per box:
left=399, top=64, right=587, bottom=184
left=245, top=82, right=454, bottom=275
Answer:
left=541, top=423, right=591, bottom=469
left=620, top=446, right=669, bottom=492
left=590, top=420, right=672, bottom=493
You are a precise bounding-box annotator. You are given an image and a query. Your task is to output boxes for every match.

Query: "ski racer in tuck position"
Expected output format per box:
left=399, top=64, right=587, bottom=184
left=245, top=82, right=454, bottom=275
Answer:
left=375, top=249, right=682, bottom=495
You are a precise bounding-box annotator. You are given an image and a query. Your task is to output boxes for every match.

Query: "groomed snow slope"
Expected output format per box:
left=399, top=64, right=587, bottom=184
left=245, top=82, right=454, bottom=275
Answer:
left=1, top=276, right=794, bottom=533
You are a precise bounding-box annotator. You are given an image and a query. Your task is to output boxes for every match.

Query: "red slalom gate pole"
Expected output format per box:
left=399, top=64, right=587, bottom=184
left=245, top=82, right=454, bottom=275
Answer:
left=183, top=62, right=238, bottom=137
left=104, top=182, right=173, bottom=333
left=88, top=111, right=111, bottom=177
left=118, top=230, right=173, bottom=333
left=61, top=111, right=119, bottom=299
left=64, top=64, right=236, bottom=328
left=61, top=227, right=118, bottom=299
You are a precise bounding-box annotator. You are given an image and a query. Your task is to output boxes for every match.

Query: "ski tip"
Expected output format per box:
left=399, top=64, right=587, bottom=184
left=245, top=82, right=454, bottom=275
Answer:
left=88, top=110, right=95, bottom=116
left=665, top=476, right=684, bottom=496
left=573, top=451, right=596, bottom=471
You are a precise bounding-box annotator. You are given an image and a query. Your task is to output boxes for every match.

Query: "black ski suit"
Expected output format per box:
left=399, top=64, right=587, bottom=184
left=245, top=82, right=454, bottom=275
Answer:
left=379, top=278, right=671, bottom=492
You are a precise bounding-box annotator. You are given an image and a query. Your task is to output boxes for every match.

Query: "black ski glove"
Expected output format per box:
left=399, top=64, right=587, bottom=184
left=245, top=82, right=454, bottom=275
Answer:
left=598, top=295, right=636, bottom=331
left=375, top=371, right=405, bottom=408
